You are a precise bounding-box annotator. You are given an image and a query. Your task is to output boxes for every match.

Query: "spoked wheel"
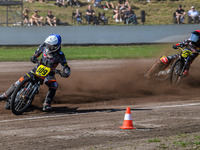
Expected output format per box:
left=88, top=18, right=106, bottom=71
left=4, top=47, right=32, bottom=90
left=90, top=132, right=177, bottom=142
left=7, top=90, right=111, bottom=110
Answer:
left=170, top=59, right=184, bottom=86
left=10, top=78, right=35, bottom=115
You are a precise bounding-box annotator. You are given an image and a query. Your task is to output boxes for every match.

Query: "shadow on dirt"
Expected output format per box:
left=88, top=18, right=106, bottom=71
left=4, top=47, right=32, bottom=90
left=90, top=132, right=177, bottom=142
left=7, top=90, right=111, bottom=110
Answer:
left=51, top=107, right=152, bottom=114
left=54, top=94, right=118, bottom=104
left=26, top=105, right=152, bottom=115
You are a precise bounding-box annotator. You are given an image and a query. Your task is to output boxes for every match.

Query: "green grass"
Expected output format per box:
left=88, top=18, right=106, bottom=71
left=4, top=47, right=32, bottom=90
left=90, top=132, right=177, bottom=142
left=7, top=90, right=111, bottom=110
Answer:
left=148, top=138, right=161, bottom=143
left=145, top=133, right=200, bottom=150
left=0, top=44, right=173, bottom=61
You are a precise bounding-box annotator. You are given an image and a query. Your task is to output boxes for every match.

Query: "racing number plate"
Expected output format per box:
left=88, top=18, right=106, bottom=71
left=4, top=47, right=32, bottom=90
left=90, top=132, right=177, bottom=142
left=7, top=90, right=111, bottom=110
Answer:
left=36, top=65, right=51, bottom=77
left=181, top=50, right=192, bottom=58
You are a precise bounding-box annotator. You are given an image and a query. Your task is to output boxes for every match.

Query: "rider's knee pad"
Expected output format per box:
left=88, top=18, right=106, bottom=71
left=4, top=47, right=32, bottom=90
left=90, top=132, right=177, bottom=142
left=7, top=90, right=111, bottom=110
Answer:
left=46, top=81, right=58, bottom=90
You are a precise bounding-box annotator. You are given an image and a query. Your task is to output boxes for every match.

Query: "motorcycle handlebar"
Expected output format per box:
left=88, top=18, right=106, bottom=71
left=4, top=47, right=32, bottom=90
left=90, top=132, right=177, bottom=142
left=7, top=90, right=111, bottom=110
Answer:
left=34, top=60, right=63, bottom=77
left=178, top=47, right=200, bottom=54
left=178, top=47, right=184, bottom=51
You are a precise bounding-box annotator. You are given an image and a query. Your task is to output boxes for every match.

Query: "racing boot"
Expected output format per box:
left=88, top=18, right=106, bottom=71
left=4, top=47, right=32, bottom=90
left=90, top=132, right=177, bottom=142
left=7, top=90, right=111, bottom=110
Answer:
left=0, top=93, right=10, bottom=109
left=4, top=100, right=10, bottom=110
left=183, top=69, right=189, bottom=77
left=0, top=94, right=7, bottom=101
left=1, top=84, right=17, bottom=109
left=43, top=103, right=52, bottom=112
left=42, top=88, right=56, bottom=112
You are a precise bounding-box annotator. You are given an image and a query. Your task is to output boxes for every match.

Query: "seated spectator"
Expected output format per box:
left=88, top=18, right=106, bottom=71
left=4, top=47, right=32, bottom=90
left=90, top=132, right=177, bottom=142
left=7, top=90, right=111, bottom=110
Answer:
left=86, top=5, right=98, bottom=25
left=113, top=6, right=123, bottom=22
left=124, top=0, right=130, bottom=9
left=68, top=0, right=80, bottom=7
left=188, top=6, right=199, bottom=24
left=118, top=0, right=130, bottom=11
left=29, top=9, right=44, bottom=26
left=92, top=0, right=102, bottom=8
left=55, top=0, right=67, bottom=7
left=39, top=0, right=45, bottom=2
left=124, top=7, right=137, bottom=25
left=75, top=9, right=82, bottom=25
left=23, top=8, right=30, bottom=25
left=175, top=5, right=186, bottom=24
left=46, top=10, right=57, bottom=26
left=24, top=0, right=34, bottom=3
left=98, top=12, right=109, bottom=25
left=105, top=0, right=114, bottom=9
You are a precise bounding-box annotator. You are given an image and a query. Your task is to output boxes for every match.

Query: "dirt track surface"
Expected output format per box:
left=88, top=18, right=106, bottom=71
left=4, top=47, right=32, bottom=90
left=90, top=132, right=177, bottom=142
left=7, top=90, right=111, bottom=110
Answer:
left=1, top=59, right=200, bottom=150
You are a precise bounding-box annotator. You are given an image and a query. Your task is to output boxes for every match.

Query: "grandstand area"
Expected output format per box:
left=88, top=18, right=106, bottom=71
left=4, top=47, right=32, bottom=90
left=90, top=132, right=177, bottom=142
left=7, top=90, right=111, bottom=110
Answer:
left=0, top=0, right=199, bottom=26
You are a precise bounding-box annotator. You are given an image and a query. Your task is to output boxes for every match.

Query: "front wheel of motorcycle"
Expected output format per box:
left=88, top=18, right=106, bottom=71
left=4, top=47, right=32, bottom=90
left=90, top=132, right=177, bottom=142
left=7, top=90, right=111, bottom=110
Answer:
left=10, top=78, right=35, bottom=115
left=170, top=58, right=184, bottom=87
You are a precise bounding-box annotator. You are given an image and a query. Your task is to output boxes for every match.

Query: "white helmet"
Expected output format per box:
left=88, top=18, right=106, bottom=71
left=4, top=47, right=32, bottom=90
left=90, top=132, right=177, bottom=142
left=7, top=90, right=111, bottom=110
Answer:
left=44, top=34, right=62, bottom=55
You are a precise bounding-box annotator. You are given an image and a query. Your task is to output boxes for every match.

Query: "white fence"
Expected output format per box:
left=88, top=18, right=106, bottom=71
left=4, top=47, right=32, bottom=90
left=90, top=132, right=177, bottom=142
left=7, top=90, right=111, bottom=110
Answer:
left=0, top=24, right=199, bottom=45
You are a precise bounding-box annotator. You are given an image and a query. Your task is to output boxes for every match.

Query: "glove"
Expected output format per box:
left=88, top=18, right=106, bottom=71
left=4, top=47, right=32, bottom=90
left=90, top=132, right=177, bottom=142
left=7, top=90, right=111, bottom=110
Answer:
left=62, top=66, right=71, bottom=78
left=172, top=45, right=178, bottom=49
left=30, top=56, right=38, bottom=63
left=173, top=43, right=184, bottom=49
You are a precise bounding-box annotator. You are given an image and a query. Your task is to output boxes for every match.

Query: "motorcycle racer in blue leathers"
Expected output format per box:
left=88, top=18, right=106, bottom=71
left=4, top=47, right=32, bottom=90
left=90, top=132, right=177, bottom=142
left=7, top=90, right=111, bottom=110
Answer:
left=0, top=34, right=71, bottom=111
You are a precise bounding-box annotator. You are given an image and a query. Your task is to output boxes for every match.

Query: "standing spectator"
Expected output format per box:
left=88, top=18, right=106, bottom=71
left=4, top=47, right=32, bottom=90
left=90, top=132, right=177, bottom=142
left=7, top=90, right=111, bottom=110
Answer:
left=188, top=6, right=199, bottom=23
left=46, top=10, right=57, bottom=26
left=175, top=5, right=186, bottom=24
left=29, top=9, right=44, bottom=26
left=23, top=8, right=30, bottom=25
left=124, top=7, right=137, bottom=24
left=86, top=5, right=97, bottom=25
left=75, top=9, right=82, bottom=25
left=113, top=6, right=123, bottom=22
left=105, top=0, right=114, bottom=9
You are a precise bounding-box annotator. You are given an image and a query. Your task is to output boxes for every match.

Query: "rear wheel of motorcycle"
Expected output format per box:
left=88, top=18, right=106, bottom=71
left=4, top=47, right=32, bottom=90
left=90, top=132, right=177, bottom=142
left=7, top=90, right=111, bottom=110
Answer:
left=170, top=59, right=184, bottom=86
left=10, top=78, right=35, bottom=115
left=147, top=58, right=170, bottom=82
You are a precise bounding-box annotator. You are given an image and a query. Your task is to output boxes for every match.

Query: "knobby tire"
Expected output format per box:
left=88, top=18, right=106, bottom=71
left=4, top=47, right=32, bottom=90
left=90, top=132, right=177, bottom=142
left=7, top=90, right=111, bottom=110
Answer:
left=170, top=59, right=184, bottom=86
left=10, top=78, right=35, bottom=115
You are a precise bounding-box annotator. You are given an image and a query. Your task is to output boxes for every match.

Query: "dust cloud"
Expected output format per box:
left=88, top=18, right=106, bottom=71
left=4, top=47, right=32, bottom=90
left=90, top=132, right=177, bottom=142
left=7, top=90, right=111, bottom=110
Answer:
left=53, top=59, right=200, bottom=105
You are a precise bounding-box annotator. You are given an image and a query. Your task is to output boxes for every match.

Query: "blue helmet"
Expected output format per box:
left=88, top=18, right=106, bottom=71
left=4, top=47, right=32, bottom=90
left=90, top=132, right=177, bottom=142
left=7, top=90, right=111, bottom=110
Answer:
left=44, top=34, right=62, bottom=55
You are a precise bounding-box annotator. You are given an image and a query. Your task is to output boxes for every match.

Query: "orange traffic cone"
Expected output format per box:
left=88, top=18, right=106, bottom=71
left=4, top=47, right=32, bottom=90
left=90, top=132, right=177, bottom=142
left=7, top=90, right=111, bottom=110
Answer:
left=120, top=107, right=135, bottom=129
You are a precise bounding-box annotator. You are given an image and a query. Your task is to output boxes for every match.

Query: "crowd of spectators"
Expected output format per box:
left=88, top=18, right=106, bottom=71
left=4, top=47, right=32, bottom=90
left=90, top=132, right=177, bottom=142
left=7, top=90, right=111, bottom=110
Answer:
left=23, top=8, right=58, bottom=26
left=175, top=5, right=200, bottom=24
left=23, top=0, right=138, bottom=26
left=22, top=0, right=200, bottom=26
